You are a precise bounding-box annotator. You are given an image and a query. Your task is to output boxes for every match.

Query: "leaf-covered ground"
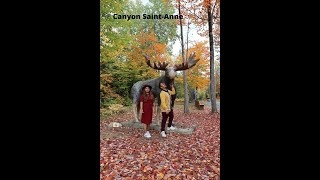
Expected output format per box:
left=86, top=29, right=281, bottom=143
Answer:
left=100, top=104, right=220, bottom=180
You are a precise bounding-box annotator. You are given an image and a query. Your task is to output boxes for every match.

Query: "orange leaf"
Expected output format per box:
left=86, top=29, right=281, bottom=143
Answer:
left=157, top=172, right=164, bottom=179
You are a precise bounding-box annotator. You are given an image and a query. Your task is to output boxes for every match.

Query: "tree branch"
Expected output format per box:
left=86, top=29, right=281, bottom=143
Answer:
left=211, top=0, right=217, bottom=17
left=179, top=6, right=206, bottom=21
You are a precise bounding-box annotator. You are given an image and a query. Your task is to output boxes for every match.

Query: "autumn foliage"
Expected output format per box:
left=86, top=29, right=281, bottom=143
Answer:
left=174, top=41, right=210, bottom=94
left=100, top=0, right=220, bottom=179
left=101, top=106, right=220, bottom=179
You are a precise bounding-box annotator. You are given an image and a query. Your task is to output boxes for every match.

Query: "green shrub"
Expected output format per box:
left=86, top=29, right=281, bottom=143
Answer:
left=108, top=104, right=125, bottom=114
left=198, top=92, right=204, bottom=100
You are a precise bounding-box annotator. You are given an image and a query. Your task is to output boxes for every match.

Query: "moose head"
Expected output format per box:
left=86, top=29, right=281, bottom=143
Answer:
left=143, top=52, right=200, bottom=81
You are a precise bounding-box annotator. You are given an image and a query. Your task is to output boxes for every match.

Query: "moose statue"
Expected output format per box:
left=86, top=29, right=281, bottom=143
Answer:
left=130, top=52, right=200, bottom=124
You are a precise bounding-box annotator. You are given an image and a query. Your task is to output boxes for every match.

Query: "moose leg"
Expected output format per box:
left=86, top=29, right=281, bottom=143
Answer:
left=132, top=103, right=139, bottom=122
left=156, top=105, right=161, bottom=125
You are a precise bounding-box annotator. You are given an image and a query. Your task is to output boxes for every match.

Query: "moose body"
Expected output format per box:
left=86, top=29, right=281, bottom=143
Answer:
left=131, top=75, right=176, bottom=123
left=131, top=53, right=199, bottom=124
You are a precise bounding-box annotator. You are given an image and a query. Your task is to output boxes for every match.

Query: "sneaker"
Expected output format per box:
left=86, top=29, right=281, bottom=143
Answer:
left=160, top=131, right=167, bottom=137
left=146, top=131, right=151, bottom=138
left=144, top=132, right=151, bottom=138
left=168, top=126, right=176, bottom=131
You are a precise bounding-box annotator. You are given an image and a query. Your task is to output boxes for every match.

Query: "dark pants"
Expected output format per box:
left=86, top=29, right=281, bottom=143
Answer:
left=161, top=109, right=174, bottom=131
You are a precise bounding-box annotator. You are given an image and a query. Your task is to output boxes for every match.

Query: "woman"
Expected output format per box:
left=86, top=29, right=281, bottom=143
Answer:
left=140, top=85, right=155, bottom=138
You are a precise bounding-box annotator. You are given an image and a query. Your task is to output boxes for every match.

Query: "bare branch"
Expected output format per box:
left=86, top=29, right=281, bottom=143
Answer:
left=190, top=9, right=206, bottom=21
left=211, top=0, right=217, bottom=17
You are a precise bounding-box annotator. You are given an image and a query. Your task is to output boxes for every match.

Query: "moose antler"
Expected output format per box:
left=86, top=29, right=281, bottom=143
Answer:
left=174, top=52, right=200, bottom=71
left=143, top=54, right=169, bottom=70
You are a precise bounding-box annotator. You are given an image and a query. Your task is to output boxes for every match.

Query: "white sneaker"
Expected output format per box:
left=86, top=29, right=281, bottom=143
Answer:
left=144, top=132, right=151, bottom=138
left=168, top=126, right=176, bottom=131
left=143, top=132, right=150, bottom=138
left=160, top=131, right=167, bottom=137
left=146, top=131, right=151, bottom=138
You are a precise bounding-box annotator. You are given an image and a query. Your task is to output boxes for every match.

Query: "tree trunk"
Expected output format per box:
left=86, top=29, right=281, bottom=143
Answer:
left=186, top=18, right=192, bottom=103
left=189, top=88, right=195, bottom=103
left=208, top=6, right=217, bottom=113
left=186, top=18, right=190, bottom=63
left=179, top=0, right=189, bottom=113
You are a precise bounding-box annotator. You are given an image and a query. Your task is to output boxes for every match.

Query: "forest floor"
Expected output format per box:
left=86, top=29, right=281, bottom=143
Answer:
left=100, top=103, right=220, bottom=180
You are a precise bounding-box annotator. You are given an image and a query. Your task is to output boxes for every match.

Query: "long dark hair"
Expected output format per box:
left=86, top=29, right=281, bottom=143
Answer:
left=141, top=87, right=154, bottom=102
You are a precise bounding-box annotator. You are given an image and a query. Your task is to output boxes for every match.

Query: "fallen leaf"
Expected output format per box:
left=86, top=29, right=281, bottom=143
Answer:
left=100, top=108, right=220, bottom=180
left=157, top=172, right=164, bottom=179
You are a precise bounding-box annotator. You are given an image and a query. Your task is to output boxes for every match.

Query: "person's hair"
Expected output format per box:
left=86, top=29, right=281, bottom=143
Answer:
left=159, top=82, right=166, bottom=89
left=142, top=87, right=154, bottom=102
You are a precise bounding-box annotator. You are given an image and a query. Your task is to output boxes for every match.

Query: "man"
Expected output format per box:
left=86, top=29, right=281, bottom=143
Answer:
left=168, top=83, right=176, bottom=131
left=159, top=82, right=175, bottom=137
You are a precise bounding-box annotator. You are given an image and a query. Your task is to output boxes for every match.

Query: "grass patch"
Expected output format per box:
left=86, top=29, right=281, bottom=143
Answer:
left=100, top=104, right=131, bottom=120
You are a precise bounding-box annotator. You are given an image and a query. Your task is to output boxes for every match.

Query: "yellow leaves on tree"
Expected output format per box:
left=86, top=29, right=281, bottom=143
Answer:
left=176, top=41, right=210, bottom=90
left=136, top=31, right=169, bottom=63
left=127, top=31, right=172, bottom=80
left=100, top=73, right=122, bottom=101
left=175, top=0, right=220, bottom=36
